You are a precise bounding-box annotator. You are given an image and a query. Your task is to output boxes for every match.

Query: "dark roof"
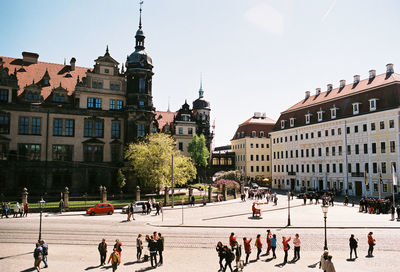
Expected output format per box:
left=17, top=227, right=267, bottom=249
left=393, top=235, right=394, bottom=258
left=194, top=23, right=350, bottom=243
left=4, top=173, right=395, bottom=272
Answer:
left=193, top=97, right=210, bottom=110
left=232, top=116, right=275, bottom=140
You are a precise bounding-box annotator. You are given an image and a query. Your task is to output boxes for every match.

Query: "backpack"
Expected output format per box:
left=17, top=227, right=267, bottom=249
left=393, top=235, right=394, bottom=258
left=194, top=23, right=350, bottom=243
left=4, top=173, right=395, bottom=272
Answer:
left=42, top=244, right=48, bottom=255
left=228, top=251, right=235, bottom=262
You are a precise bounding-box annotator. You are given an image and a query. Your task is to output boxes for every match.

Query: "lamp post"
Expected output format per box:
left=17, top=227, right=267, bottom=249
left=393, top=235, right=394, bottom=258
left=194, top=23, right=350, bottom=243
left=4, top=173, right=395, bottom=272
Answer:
left=38, top=197, right=46, bottom=242
left=321, top=205, right=329, bottom=250
left=287, top=191, right=291, bottom=226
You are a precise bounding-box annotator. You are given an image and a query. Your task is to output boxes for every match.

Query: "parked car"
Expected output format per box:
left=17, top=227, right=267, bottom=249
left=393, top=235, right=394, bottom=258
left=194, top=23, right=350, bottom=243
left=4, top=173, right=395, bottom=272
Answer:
left=121, top=201, right=147, bottom=214
left=86, top=203, right=114, bottom=216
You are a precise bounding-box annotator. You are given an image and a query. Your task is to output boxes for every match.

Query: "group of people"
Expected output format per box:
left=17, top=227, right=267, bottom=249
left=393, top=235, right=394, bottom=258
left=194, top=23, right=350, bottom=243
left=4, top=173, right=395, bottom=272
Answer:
left=358, top=197, right=397, bottom=215
left=1, top=202, right=29, bottom=218
left=140, top=199, right=163, bottom=216
left=97, top=239, right=123, bottom=271
left=33, top=240, right=49, bottom=271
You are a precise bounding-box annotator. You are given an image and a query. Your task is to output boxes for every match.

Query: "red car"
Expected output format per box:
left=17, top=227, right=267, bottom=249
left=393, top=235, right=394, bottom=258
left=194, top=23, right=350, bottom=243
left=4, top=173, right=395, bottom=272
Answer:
left=86, top=203, right=114, bottom=216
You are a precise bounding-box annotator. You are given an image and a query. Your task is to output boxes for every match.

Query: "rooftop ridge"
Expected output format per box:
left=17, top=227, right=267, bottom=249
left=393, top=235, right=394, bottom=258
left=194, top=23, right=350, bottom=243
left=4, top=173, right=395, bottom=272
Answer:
left=0, top=56, right=89, bottom=70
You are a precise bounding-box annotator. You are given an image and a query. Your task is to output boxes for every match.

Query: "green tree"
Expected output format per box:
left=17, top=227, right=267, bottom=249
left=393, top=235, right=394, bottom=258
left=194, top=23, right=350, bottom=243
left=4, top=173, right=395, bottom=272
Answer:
left=187, top=134, right=210, bottom=168
left=125, top=133, right=196, bottom=190
left=117, top=169, right=126, bottom=191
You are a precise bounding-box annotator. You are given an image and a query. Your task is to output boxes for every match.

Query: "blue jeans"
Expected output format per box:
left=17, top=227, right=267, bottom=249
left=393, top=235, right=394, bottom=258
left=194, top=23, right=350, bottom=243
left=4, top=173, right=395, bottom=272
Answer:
left=42, top=255, right=48, bottom=267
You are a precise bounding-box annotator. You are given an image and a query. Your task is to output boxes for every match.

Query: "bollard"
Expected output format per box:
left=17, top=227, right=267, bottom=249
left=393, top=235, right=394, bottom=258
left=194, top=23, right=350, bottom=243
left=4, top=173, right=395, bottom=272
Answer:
left=136, top=186, right=141, bottom=202
left=64, top=187, right=69, bottom=209
left=22, top=187, right=28, bottom=206
left=101, top=186, right=107, bottom=203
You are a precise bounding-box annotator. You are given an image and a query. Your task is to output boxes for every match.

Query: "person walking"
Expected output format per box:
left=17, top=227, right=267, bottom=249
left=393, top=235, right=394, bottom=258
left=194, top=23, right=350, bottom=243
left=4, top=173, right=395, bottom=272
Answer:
left=270, top=234, right=277, bottom=259
left=367, top=232, right=375, bottom=257
left=223, top=246, right=234, bottom=272
left=155, top=202, right=160, bottom=215
left=266, top=229, right=272, bottom=255
left=13, top=202, right=20, bottom=218
left=293, top=233, right=301, bottom=261
left=107, top=248, right=120, bottom=272
left=229, top=233, right=236, bottom=250
left=255, top=234, right=262, bottom=260
left=33, top=242, right=43, bottom=271
left=348, top=234, right=358, bottom=259
left=390, top=205, right=395, bottom=221
left=59, top=199, right=64, bottom=214
left=114, top=239, right=122, bottom=261
left=319, top=250, right=329, bottom=272
left=233, top=241, right=243, bottom=271
left=149, top=235, right=158, bottom=268
left=23, top=202, right=29, bottom=217
left=282, top=236, right=291, bottom=264
left=127, top=204, right=132, bottom=221
left=98, top=238, right=107, bottom=266
left=325, top=255, right=336, bottom=272
left=216, top=242, right=224, bottom=271
left=40, top=240, right=48, bottom=268
left=157, top=233, right=164, bottom=266
left=243, top=237, right=252, bottom=265
left=397, top=204, right=400, bottom=221
left=136, top=234, right=143, bottom=261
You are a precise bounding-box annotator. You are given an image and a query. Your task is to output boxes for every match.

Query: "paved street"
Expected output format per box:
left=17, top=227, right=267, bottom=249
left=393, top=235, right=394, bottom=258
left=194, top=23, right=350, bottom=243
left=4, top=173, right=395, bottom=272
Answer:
left=0, top=194, right=399, bottom=271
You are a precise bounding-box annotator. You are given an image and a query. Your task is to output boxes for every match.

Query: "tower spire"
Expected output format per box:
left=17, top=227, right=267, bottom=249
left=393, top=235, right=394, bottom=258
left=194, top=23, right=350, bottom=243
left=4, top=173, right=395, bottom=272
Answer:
left=199, top=73, right=204, bottom=98
left=105, top=45, right=110, bottom=56
left=167, top=96, right=171, bottom=112
left=139, top=1, right=143, bottom=29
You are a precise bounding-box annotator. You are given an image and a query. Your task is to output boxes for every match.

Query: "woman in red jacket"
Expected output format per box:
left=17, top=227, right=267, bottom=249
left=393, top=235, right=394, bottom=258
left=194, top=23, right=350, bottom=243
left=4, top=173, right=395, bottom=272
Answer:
left=255, top=234, right=263, bottom=260
left=243, top=237, right=252, bottom=265
left=282, top=236, right=291, bottom=264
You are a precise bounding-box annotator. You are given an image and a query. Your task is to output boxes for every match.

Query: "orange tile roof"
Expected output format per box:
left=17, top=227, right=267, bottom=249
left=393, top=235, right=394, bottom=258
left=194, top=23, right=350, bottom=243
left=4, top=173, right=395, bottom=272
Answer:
left=283, top=72, right=400, bottom=113
left=1, top=56, right=88, bottom=99
left=155, top=111, right=176, bottom=130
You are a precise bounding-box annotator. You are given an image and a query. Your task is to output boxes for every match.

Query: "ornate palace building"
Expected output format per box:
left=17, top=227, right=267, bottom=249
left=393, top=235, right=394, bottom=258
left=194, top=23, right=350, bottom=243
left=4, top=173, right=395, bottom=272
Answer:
left=270, top=64, right=400, bottom=197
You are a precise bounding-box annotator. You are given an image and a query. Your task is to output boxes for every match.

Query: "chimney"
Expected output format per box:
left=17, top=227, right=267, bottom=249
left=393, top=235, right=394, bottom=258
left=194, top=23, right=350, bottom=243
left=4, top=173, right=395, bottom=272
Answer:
left=339, top=80, right=346, bottom=88
left=70, top=57, right=76, bottom=71
left=327, top=84, right=333, bottom=92
left=305, top=91, right=310, bottom=99
left=254, top=112, right=261, bottom=118
left=315, top=88, right=321, bottom=95
left=386, top=63, right=394, bottom=74
left=22, top=51, right=39, bottom=64
left=353, top=75, right=360, bottom=84
left=369, top=69, right=376, bottom=79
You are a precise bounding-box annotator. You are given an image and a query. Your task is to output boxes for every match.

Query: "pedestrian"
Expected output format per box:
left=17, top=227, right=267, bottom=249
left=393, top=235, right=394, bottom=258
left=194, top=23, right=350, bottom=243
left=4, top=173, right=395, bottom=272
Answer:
left=114, top=239, right=122, bottom=260
left=19, top=204, right=23, bottom=217
left=13, top=202, right=20, bottom=217
left=303, top=194, right=307, bottom=205
left=130, top=203, right=135, bottom=220
left=136, top=234, right=143, bottom=261
left=216, top=241, right=224, bottom=271
left=390, top=205, right=395, bottom=221
left=255, top=234, right=262, bottom=260
left=157, top=233, right=164, bottom=266
left=367, top=232, right=375, bottom=257
left=40, top=240, right=48, bottom=268
left=149, top=235, right=158, bottom=268
left=293, top=233, right=301, bottom=261
left=223, top=246, right=234, bottom=272
left=59, top=199, right=64, bottom=214
left=107, top=248, right=120, bottom=272
left=155, top=202, right=160, bottom=215
left=243, top=237, right=252, bottom=265
left=229, top=233, right=236, bottom=250
left=146, top=201, right=151, bottom=214
left=98, top=238, right=107, bottom=266
left=319, top=250, right=329, bottom=272
left=141, top=202, right=146, bottom=214
left=282, top=236, right=291, bottom=264
left=1, top=202, right=7, bottom=218
left=233, top=241, right=243, bottom=271
left=33, top=242, right=43, bottom=271
left=397, top=204, right=400, bottom=221
left=24, top=202, right=29, bottom=217
left=270, top=234, right=277, bottom=259
left=127, top=204, right=132, bottom=221
left=325, top=255, right=336, bottom=272
left=203, top=195, right=207, bottom=206
left=349, top=234, right=358, bottom=259
left=266, top=229, right=272, bottom=255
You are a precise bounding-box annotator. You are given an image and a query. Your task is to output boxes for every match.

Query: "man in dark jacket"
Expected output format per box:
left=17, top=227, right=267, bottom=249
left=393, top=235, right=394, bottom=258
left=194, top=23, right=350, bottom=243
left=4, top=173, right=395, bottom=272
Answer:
left=349, top=234, right=358, bottom=259
left=98, top=238, right=107, bottom=266
left=149, top=236, right=158, bottom=267
left=157, top=233, right=164, bottom=266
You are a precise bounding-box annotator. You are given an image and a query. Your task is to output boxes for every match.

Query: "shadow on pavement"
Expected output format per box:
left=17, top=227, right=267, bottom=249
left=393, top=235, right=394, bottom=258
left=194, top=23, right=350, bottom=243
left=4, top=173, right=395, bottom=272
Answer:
left=85, top=265, right=101, bottom=270
left=124, top=261, right=141, bottom=266
left=265, top=257, right=274, bottom=262
left=274, top=262, right=287, bottom=267
left=0, top=252, right=32, bottom=260
left=134, top=266, right=156, bottom=271
left=19, top=268, right=36, bottom=272
left=346, top=258, right=356, bottom=262
left=307, top=261, right=319, bottom=268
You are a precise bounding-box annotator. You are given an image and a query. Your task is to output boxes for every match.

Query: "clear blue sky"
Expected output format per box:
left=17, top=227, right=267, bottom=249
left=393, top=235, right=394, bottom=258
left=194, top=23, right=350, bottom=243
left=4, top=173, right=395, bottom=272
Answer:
left=1, top=0, right=400, bottom=146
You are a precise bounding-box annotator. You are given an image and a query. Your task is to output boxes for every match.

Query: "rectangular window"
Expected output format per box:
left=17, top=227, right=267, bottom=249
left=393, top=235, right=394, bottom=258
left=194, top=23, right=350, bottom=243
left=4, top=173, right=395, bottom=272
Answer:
left=111, top=121, right=120, bottom=139
left=325, top=130, right=329, bottom=137
left=355, top=144, right=359, bottom=154
left=188, top=128, right=193, bottom=135
left=333, top=164, right=336, bottom=173
left=346, top=127, right=350, bottom=134
left=0, top=115, right=10, bottom=134
left=92, top=82, right=97, bottom=88
left=331, top=129, right=335, bottom=136
left=137, top=124, right=145, bottom=137
left=381, top=142, right=386, bottom=153
left=52, top=145, right=73, bottom=161
left=115, top=84, right=120, bottom=91
left=256, top=155, right=259, bottom=161
left=179, top=127, right=183, bottom=134
left=326, top=164, right=330, bottom=173
left=319, top=164, right=322, bottom=173
left=338, top=128, right=342, bottom=135
left=318, top=148, right=322, bottom=156
left=338, top=146, right=342, bottom=156
left=110, top=99, right=115, bottom=110
left=31, top=117, right=41, bottom=135
left=94, top=120, right=104, bottom=137
left=365, top=163, right=369, bottom=174
left=373, top=162, right=378, bottom=173
left=372, top=143, right=377, bottom=154
left=84, top=145, right=103, bottom=162
left=110, top=83, right=114, bottom=90
left=178, top=142, right=183, bottom=151
left=251, top=166, right=254, bottom=172
left=0, top=89, right=9, bottom=102
left=95, top=98, right=102, bottom=109
left=19, top=117, right=29, bottom=135
left=389, top=120, right=394, bottom=128
left=318, top=131, right=321, bottom=137
left=347, top=145, right=351, bottom=155
left=53, top=119, right=63, bottom=136
left=311, top=148, right=314, bottom=157
left=354, top=126, right=358, bottom=133
left=65, top=120, right=74, bottom=137
left=326, top=147, right=329, bottom=156
left=18, top=143, right=41, bottom=161
left=339, top=163, right=343, bottom=173
left=382, top=162, right=387, bottom=174
left=139, top=79, right=146, bottom=93
left=84, top=120, right=93, bottom=137
left=117, top=100, right=123, bottom=110
left=348, top=163, right=352, bottom=173
left=332, top=146, right=335, bottom=156
left=371, top=122, right=376, bottom=131
left=364, top=143, right=368, bottom=154
left=87, top=97, right=94, bottom=108
left=256, top=166, right=259, bottom=172
left=363, top=124, right=367, bottom=132
left=250, top=155, right=254, bottom=161
left=390, top=141, right=395, bottom=153
left=380, top=121, right=385, bottom=130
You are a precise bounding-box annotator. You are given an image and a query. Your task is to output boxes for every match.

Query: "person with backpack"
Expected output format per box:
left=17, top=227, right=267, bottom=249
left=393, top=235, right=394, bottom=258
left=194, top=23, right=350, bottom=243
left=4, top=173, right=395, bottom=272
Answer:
left=40, top=240, right=48, bottom=268
left=223, top=246, right=234, bottom=272
left=243, top=237, right=252, bottom=265
left=255, top=234, right=262, bottom=260
left=98, top=238, right=107, bottom=266
left=107, top=248, right=120, bottom=272
left=282, top=236, right=291, bottom=264
left=157, top=233, right=164, bottom=266
left=33, top=242, right=43, bottom=271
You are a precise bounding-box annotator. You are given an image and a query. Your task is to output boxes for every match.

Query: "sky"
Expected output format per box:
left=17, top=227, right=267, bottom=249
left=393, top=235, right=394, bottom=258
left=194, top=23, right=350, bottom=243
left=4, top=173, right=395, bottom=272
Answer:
left=1, top=0, right=400, bottom=147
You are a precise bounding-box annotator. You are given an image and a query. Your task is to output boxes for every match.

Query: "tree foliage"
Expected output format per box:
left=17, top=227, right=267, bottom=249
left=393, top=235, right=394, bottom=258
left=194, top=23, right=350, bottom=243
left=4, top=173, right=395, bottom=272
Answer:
left=125, top=133, right=197, bottom=190
left=215, top=170, right=241, bottom=182
left=117, top=169, right=126, bottom=190
left=187, top=134, right=210, bottom=168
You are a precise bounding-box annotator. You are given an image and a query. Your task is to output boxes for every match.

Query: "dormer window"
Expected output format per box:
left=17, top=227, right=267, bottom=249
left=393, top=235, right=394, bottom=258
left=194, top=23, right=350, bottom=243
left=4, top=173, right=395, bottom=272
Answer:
left=182, top=114, right=190, bottom=121
left=305, top=113, right=311, bottom=124
left=290, top=118, right=295, bottom=127
left=317, top=110, right=324, bottom=122
left=259, top=131, right=264, bottom=137
left=352, top=102, right=360, bottom=115
left=27, top=92, right=33, bottom=100
left=251, top=131, right=256, bottom=137
left=330, top=106, right=337, bottom=119
left=54, top=94, right=65, bottom=102
left=369, top=99, right=377, bottom=111
left=241, top=131, right=245, bottom=137
left=281, top=120, right=285, bottom=129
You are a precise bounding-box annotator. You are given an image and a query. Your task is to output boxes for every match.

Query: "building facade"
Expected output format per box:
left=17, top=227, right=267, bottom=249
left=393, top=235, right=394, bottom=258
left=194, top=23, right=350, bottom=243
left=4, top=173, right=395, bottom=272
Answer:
left=231, top=113, right=274, bottom=183
left=270, top=65, right=400, bottom=197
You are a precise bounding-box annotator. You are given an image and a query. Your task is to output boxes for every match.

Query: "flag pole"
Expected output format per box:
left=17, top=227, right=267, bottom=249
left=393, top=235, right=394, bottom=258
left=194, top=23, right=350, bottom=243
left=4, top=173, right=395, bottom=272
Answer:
left=392, top=164, right=397, bottom=209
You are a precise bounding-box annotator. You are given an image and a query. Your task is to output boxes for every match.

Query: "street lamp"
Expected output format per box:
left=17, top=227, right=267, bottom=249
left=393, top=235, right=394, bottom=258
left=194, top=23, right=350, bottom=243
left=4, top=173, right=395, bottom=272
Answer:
left=321, top=205, right=329, bottom=250
left=287, top=191, right=291, bottom=226
left=38, top=197, right=46, bottom=242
